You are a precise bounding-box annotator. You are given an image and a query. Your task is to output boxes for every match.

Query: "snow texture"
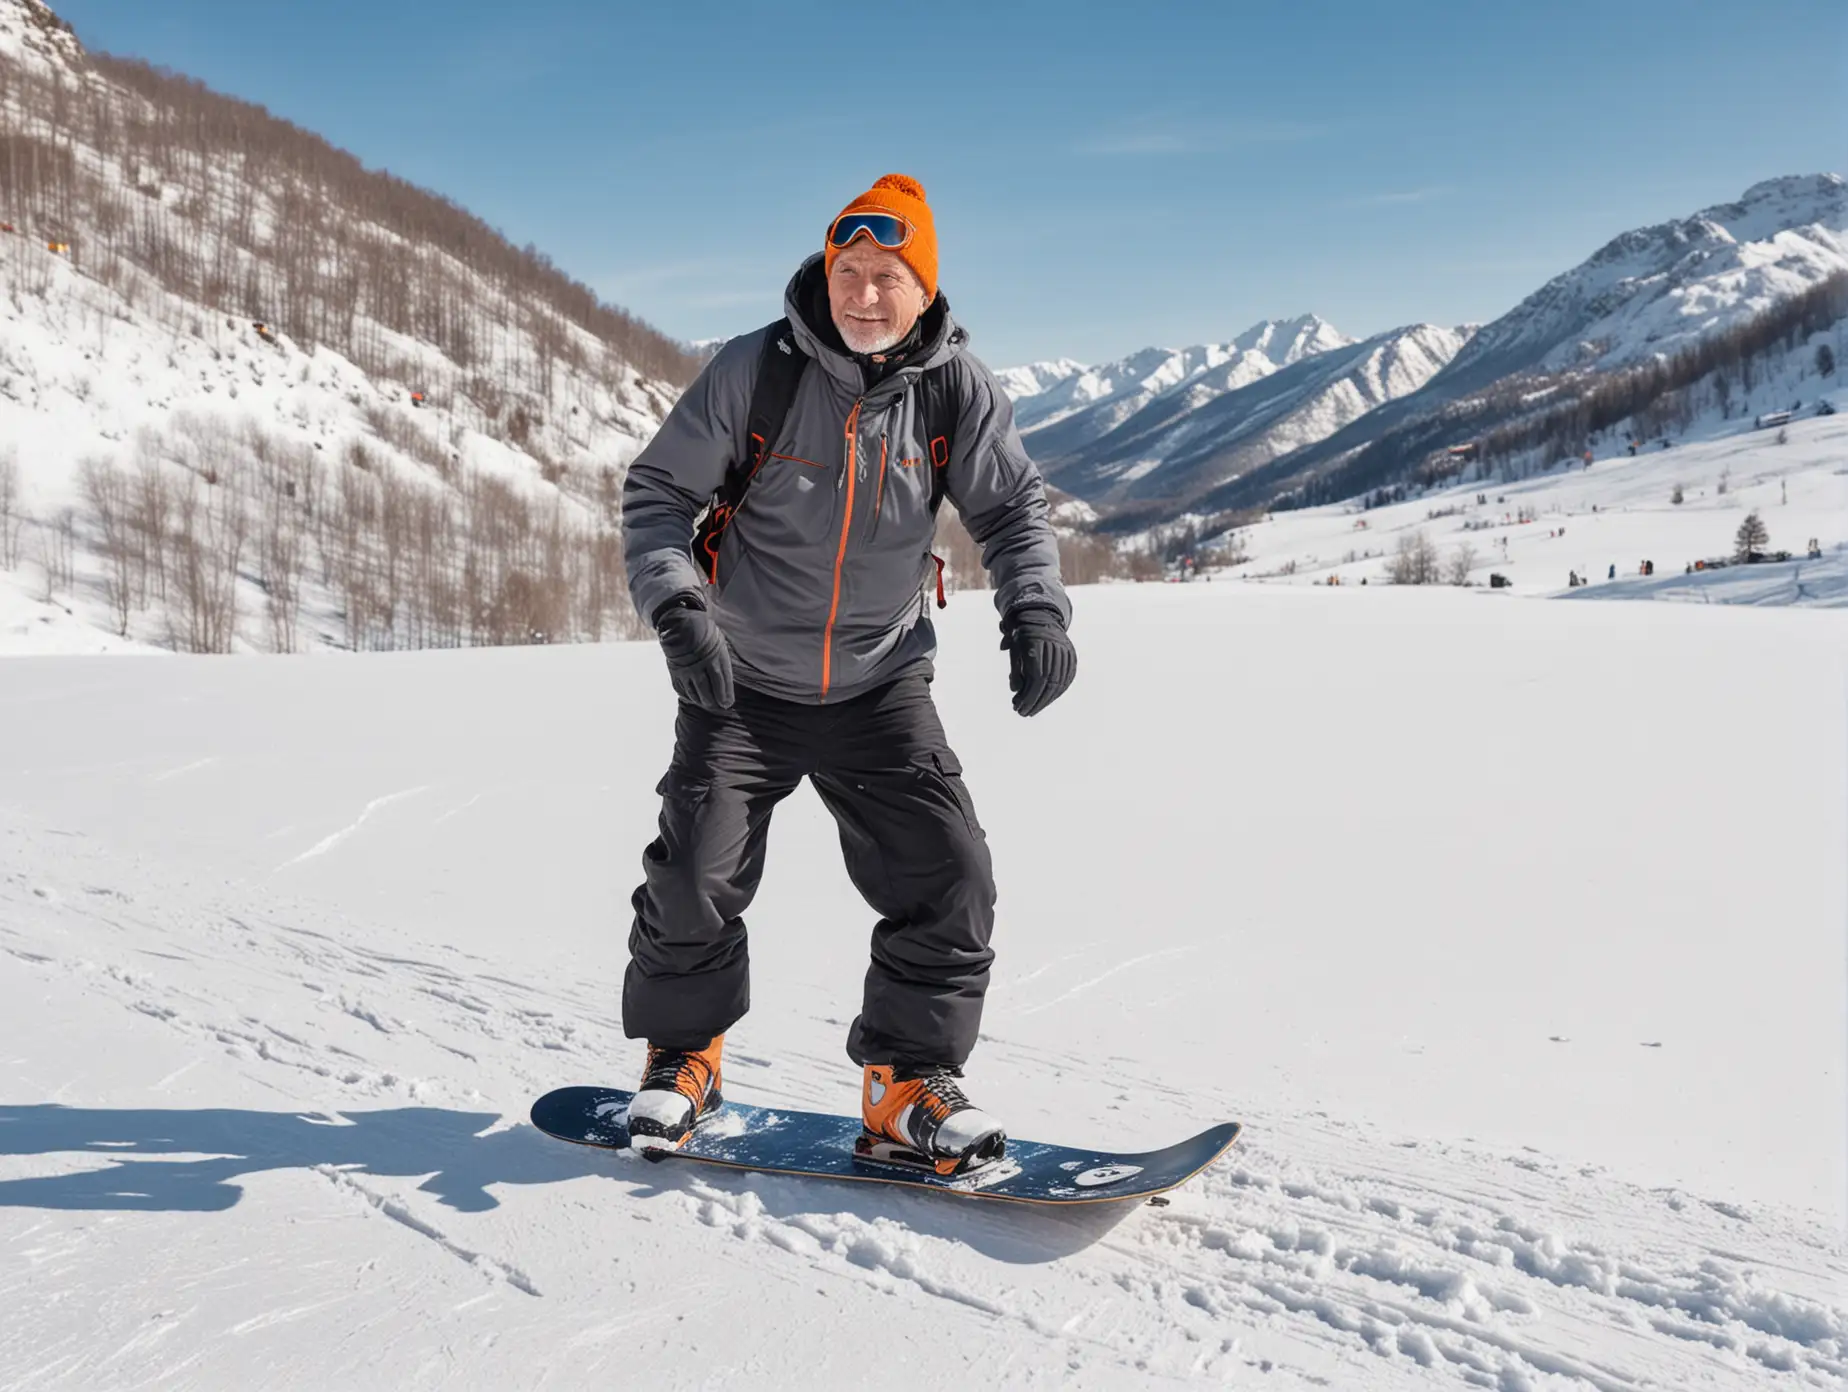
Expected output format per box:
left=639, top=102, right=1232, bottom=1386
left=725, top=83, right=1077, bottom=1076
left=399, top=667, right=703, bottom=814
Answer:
left=1, top=580, right=1843, bottom=1389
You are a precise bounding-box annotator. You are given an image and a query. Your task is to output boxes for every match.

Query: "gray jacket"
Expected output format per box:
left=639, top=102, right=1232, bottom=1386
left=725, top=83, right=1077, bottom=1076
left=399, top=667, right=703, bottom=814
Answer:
left=623, top=256, right=1071, bottom=705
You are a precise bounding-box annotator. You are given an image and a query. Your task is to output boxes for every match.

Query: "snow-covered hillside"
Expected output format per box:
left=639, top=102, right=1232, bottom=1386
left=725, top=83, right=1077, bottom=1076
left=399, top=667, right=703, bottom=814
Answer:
left=0, top=0, right=690, bottom=654
left=1, top=583, right=1842, bottom=1388
left=1436, top=174, right=1848, bottom=397
left=1174, top=373, right=1848, bottom=604
left=0, top=0, right=79, bottom=70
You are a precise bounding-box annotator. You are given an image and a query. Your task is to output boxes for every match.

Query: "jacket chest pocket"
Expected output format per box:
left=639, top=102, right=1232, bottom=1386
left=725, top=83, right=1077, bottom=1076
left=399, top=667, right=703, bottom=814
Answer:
left=732, top=451, right=839, bottom=554
left=871, top=432, right=938, bottom=545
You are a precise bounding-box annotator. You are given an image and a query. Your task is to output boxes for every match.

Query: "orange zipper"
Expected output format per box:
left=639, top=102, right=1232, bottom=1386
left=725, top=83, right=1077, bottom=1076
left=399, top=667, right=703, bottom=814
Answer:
left=820, top=399, right=864, bottom=701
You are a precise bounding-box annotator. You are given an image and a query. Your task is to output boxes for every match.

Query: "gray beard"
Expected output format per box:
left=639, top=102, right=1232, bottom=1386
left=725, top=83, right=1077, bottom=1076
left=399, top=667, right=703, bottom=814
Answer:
left=839, top=321, right=903, bottom=355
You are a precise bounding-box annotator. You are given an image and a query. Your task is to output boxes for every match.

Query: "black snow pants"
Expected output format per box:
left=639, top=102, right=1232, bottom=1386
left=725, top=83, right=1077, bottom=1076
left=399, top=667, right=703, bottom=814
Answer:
left=623, top=673, right=996, bottom=1067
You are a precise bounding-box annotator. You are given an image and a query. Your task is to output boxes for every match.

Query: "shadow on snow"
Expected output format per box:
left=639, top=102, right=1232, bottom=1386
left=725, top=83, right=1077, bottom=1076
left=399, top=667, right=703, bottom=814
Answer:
left=0, top=1103, right=1132, bottom=1262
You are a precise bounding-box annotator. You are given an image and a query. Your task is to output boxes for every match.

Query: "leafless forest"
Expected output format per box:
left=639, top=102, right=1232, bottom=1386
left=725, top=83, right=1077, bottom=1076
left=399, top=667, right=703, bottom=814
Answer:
left=14, top=414, right=637, bottom=652
left=0, top=43, right=701, bottom=401
left=0, top=31, right=1146, bottom=651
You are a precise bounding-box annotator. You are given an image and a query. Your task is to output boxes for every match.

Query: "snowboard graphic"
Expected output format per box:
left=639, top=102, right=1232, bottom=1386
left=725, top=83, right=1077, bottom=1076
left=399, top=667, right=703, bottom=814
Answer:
left=529, top=1086, right=1241, bottom=1206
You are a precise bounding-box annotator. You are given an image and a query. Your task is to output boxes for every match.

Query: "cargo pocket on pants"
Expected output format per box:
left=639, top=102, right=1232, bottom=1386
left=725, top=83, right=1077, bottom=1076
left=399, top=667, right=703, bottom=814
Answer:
left=923, top=751, right=985, bottom=842
left=648, top=767, right=712, bottom=865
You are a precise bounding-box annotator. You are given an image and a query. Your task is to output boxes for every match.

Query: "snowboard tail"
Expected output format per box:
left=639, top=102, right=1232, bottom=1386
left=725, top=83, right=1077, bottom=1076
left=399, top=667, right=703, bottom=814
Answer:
left=529, top=1086, right=1240, bottom=1206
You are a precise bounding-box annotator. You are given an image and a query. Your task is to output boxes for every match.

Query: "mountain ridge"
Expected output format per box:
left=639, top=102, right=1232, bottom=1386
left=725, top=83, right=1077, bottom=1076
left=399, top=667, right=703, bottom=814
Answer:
left=1000, top=173, right=1847, bottom=522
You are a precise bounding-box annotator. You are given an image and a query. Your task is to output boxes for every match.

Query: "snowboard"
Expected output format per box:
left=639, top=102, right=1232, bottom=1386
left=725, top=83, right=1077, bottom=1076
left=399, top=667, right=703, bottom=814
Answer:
left=529, top=1086, right=1241, bottom=1207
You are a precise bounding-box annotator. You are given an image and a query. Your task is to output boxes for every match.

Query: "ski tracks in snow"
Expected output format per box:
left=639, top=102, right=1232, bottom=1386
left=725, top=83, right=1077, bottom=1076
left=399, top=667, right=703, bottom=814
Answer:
left=628, top=1102, right=1845, bottom=1390
left=273, top=786, right=430, bottom=870
left=2, top=808, right=1844, bottom=1389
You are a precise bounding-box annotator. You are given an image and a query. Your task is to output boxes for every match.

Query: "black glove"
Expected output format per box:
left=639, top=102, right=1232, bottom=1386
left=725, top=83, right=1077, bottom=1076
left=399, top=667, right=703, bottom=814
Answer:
left=653, top=595, right=735, bottom=711
left=999, top=605, right=1076, bottom=717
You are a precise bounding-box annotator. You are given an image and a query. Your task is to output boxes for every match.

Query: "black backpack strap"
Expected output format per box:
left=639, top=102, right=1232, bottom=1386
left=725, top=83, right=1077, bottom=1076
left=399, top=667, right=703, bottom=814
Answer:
left=912, top=362, right=962, bottom=610
left=914, top=363, right=957, bottom=515
left=691, top=319, right=806, bottom=582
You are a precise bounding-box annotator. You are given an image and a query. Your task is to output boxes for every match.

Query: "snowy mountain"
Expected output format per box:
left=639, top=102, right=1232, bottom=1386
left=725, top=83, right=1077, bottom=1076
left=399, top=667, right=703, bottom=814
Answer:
left=1007, top=315, right=1352, bottom=440
left=1048, top=174, right=1847, bottom=523
left=1433, top=173, right=1848, bottom=397
left=0, top=0, right=696, bottom=653
left=991, top=356, right=1087, bottom=404
left=1029, top=322, right=1472, bottom=508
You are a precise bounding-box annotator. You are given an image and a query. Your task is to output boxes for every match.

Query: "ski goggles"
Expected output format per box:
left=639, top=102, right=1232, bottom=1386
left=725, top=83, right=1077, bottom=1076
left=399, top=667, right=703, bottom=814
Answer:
left=827, top=209, right=914, bottom=252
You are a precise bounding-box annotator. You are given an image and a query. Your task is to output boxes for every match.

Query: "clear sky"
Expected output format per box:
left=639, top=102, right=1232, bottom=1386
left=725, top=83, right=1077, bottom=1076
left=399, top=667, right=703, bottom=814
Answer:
left=49, top=0, right=1848, bottom=367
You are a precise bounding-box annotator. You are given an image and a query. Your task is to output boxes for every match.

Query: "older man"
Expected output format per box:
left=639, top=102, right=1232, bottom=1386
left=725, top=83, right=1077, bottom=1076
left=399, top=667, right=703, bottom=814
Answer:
left=619, top=174, right=1075, bottom=1175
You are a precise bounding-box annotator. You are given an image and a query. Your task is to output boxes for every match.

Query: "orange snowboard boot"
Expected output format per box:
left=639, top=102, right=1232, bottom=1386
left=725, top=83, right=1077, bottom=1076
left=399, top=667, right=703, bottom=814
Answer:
left=626, top=1035, right=724, bottom=1154
left=859, top=1063, right=1006, bottom=1176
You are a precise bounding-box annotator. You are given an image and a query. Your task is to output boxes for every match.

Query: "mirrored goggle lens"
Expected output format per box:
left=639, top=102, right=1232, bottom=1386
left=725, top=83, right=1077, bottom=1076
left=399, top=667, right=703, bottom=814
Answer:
left=828, top=212, right=912, bottom=250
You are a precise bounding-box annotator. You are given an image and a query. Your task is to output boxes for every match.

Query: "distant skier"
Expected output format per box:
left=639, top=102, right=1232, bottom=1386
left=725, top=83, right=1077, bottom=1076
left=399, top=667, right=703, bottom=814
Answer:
left=1608, top=563, right=1615, bottom=580
left=618, top=174, right=1076, bottom=1173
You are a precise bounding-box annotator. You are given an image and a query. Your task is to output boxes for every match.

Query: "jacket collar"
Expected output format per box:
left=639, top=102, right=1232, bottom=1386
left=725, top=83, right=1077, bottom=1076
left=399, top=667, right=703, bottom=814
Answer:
left=783, top=254, right=965, bottom=398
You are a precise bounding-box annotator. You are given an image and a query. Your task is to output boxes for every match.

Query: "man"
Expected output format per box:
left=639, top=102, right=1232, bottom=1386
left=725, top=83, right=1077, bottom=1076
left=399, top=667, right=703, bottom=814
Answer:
left=619, top=174, right=1076, bottom=1175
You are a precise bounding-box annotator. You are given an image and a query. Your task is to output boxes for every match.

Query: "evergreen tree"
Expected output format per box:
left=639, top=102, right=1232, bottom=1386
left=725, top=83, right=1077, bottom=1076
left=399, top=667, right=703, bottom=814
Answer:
left=1734, top=511, right=1769, bottom=562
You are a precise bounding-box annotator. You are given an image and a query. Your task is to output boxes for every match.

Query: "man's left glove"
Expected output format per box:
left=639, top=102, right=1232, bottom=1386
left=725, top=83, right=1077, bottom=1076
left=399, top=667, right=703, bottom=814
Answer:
left=653, top=594, right=735, bottom=711
left=999, top=605, right=1077, bottom=717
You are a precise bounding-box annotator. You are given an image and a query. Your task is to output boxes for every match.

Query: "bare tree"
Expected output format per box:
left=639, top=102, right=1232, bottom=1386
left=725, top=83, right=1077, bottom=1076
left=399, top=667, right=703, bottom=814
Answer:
left=257, top=479, right=306, bottom=653
left=167, top=473, right=246, bottom=652
left=1389, top=529, right=1442, bottom=585
left=1446, top=541, right=1478, bottom=586
left=28, top=507, right=77, bottom=605
left=0, top=447, right=21, bottom=569
left=134, top=443, right=173, bottom=605
left=81, top=458, right=137, bottom=635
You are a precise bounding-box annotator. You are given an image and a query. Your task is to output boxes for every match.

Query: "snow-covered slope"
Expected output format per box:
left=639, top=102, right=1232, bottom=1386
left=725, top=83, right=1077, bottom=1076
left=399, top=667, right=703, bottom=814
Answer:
left=992, top=357, right=1087, bottom=403
left=0, top=0, right=688, bottom=652
left=1, top=584, right=1843, bottom=1388
left=1034, top=322, right=1471, bottom=507
left=1172, top=373, right=1848, bottom=602
left=0, top=0, right=79, bottom=70
left=1431, top=173, right=1848, bottom=397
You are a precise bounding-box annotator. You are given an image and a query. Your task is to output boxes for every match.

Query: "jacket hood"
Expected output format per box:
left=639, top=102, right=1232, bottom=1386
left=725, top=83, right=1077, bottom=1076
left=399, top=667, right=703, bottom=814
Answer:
left=783, top=254, right=966, bottom=395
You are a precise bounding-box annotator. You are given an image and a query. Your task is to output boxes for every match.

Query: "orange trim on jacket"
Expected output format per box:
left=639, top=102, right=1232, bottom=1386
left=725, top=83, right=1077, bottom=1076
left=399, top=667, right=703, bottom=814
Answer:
left=821, top=400, right=864, bottom=700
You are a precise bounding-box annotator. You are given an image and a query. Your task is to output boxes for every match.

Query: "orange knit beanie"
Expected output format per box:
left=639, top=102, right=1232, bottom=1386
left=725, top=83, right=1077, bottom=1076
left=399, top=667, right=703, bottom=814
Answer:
left=824, top=173, right=938, bottom=302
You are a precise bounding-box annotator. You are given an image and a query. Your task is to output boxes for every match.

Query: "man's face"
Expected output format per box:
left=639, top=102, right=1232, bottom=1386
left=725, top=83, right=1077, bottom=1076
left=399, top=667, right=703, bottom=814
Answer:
left=827, top=241, right=928, bottom=355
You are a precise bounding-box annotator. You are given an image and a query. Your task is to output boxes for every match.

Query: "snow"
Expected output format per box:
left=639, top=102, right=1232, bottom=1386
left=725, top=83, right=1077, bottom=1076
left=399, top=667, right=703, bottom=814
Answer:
left=1183, top=367, right=1848, bottom=601
left=0, top=0, right=80, bottom=72
left=1, top=579, right=1843, bottom=1388
left=993, top=357, right=1088, bottom=402
left=0, top=220, right=670, bottom=651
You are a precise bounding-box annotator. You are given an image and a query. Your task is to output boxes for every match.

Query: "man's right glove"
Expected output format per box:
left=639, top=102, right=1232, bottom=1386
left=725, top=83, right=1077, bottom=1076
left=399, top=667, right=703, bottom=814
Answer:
left=999, top=605, right=1076, bottom=717
left=652, top=595, right=735, bottom=711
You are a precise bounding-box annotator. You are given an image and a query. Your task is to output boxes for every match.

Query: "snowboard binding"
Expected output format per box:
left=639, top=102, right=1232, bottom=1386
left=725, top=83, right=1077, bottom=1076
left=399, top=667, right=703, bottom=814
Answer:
left=852, top=1129, right=1008, bottom=1178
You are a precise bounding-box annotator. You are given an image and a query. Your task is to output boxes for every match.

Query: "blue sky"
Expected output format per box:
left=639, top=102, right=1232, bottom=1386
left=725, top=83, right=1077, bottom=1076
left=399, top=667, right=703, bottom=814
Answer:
left=51, top=0, right=1847, bottom=367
